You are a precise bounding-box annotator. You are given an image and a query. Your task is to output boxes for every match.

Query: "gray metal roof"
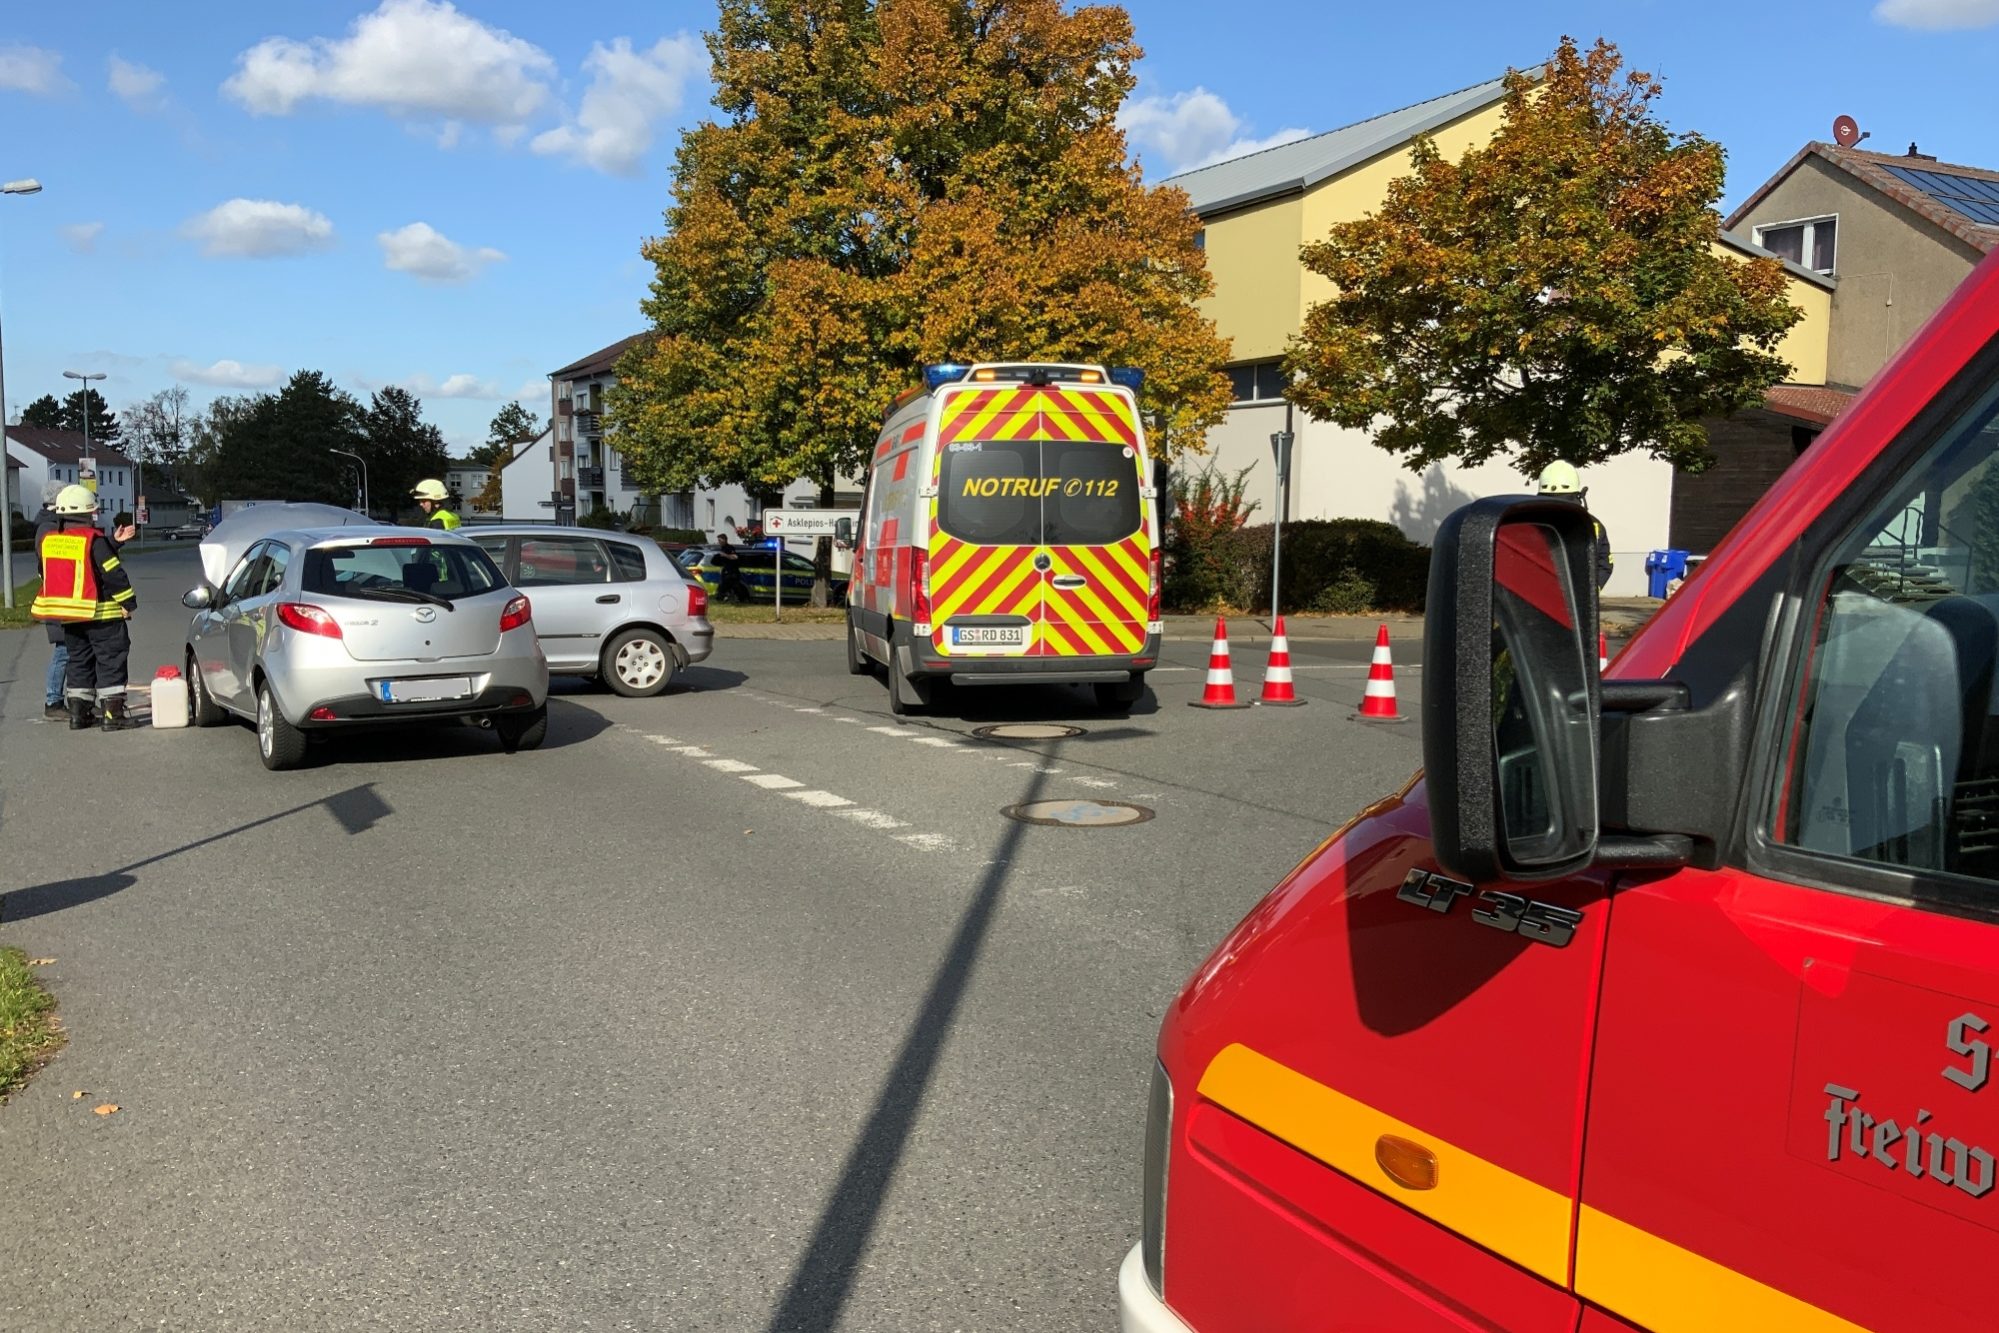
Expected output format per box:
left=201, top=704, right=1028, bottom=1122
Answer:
left=1159, top=73, right=1521, bottom=217
left=1715, top=229, right=1838, bottom=289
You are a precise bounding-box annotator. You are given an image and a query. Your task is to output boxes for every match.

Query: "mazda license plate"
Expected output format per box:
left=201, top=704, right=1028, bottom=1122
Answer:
left=379, top=676, right=473, bottom=703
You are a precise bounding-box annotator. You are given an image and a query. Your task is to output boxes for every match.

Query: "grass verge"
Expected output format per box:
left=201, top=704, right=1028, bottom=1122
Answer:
left=0, top=946, right=64, bottom=1099
left=0, top=579, right=43, bottom=631
left=702, top=601, right=847, bottom=625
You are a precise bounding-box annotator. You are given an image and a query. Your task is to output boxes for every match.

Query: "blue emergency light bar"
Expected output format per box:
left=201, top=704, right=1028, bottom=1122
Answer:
left=1109, top=366, right=1144, bottom=392
left=921, top=362, right=1146, bottom=393
left=923, top=363, right=972, bottom=390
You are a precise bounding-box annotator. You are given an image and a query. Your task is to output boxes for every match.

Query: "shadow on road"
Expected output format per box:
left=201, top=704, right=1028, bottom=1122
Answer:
left=760, top=754, right=1055, bottom=1332
left=1, top=784, right=393, bottom=923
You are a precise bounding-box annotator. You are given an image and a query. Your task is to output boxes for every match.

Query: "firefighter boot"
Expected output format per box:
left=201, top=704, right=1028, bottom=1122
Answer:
left=99, top=697, right=131, bottom=732
left=67, top=699, right=96, bottom=730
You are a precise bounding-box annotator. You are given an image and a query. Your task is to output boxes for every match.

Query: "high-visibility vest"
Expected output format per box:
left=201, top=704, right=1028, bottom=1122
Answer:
left=427, top=508, right=461, bottom=532
left=31, top=526, right=124, bottom=622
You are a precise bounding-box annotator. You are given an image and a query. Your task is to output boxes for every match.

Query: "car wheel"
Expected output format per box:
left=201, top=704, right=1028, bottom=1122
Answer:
left=256, top=681, right=307, bottom=771
left=846, top=615, right=869, bottom=675
left=498, top=703, right=548, bottom=753
left=187, top=651, right=225, bottom=727
left=602, top=628, right=674, bottom=697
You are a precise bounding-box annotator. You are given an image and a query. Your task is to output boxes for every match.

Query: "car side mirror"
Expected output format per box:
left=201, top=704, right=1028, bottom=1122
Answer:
left=834, top=516, right=854, bottom=547
left=182, top=586, right=215, bottom=610
left=1423, top=497, right=1602, bottom=883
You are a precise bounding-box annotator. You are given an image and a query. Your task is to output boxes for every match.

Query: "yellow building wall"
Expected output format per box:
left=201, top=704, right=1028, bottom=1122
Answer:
left=1198, top=196, right=1305, bottom=362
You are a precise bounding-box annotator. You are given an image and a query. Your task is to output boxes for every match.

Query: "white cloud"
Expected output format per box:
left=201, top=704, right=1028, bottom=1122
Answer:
left=108, top=54, right=166, bottom=110
left=183, top=199, right=336, bottom=258
left=1874, top=0, right=1999, bottom=28
left=377, top=372, right=510, bottom=400
left=530, top=35, right=703, bottom=176
left=171, top=358, right=286, bottom=389
left=1118, top=86, right=1311, bottom=176
left=0, top=44, right=72, bottom=96
left=377, top=221, right=504, bottom=282
left=223, top=0, right=555, bottom=131
left=60, top=221, right=104, bottom=253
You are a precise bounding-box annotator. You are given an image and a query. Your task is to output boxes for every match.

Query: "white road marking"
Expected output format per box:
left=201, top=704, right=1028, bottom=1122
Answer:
left=785, top=790, right=854, bottom=808
left=837, top=809, right=909, bottom=830
left=704, top=759, right=760, bottom=773
left=912, top=737, right=960, bottom=748
left=794, top=707, right=823, bottom=713
left=895, top=832, right=957, bottom=853
left=833, top=717, right=866, bottom=726
left=1073, top=777, right=1117, bottom=789
left=743, top=774, right=805, bottom=790
left=867, top=726, right=915, bottom=738
left=649, top=736, right=682, bottom=745
left=666, top=745, right=715, bottom=758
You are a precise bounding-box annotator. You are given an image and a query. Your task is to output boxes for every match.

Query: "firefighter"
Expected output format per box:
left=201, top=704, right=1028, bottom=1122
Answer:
left=412, top=478, right=461, bottom=531
left=31, top=484, right=138, bottom=731
left=1537, top=461, right=1614, bottom=590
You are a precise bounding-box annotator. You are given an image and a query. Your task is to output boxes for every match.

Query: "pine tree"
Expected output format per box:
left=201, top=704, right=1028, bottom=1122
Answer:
left=19, top=394, right=63, bottom=428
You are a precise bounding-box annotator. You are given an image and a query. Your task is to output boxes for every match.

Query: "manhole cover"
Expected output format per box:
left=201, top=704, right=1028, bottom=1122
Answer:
left=1003, top=799, right=1154, bottom=828
left=972, top=724, right=1086, bottom=741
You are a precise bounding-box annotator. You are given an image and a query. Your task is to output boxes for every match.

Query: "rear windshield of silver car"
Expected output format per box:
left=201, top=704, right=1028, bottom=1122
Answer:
left=301, top=541, right=504, bottom=603
left=936, top=439, right=1141, bottom=547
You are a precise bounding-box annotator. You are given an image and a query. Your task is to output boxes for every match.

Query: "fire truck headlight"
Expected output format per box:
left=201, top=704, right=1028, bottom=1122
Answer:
left=1141, top=1058, right=1172, bottom=1299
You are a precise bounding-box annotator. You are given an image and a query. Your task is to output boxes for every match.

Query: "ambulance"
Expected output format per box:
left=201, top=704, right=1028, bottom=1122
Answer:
left=1120, top=251, right=1999, bottom=1332
left=842, top=362, right=1163, bottom=715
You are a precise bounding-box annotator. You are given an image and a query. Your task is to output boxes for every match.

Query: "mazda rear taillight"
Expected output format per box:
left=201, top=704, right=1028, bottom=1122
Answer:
left=1148, top=548, right=1162, bottom=623
left=499, top=595, right=532, bottom=632
left=909, top=548, right=931, bottom=625
left=686, top=583, right=708, bottom=618
left=276, top=603, right=343, bottom=638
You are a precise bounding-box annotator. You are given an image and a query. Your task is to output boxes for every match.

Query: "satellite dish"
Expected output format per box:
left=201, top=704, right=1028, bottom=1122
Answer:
left=1833, top=115, right=1862, bottom=148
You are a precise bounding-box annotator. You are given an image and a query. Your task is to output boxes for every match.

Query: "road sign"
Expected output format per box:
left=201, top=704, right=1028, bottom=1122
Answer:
left=78, top=456, right=98, bottom=493
left=762, top=508, right=847, bottom=537
left=136, top=497, right=150, bottom=525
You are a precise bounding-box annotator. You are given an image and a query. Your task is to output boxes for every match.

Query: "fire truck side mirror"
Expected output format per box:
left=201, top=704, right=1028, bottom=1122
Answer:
left=1423, top=497, right=1602, bottom=884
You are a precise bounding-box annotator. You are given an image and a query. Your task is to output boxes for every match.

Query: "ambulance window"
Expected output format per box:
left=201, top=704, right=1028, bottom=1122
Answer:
left=1778, top=371, right=1999, bottom=888
left=1044, top=442, right=1141, bottom=546
left=938, top=441, right=1040, bottom=546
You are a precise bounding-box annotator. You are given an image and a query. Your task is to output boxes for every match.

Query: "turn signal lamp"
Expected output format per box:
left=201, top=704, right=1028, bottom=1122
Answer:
left=1375, top=1135, right=1439, bottom=1190
left=922, top=363, right=972, bottom=390
left=972, top=368, right=998, bottom=382
left=1077, top=369, right=1103, bottom=383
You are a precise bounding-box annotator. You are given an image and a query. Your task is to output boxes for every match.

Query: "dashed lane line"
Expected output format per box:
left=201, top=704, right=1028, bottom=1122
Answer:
left=743, top=774, right=805, bottom=790
left=784, top=789, right=854, bottom=809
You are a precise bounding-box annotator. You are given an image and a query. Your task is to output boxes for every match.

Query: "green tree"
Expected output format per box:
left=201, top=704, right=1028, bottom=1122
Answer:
left=121, top=386, right=195, bottom=495
left=1287, top=36, right=1801, bottom=478
left=473, top=401, right=541, bottom=467
left=361, top=386, right=450, bottom=515
left=207, top=372, right=363, bottom=506
left=614, top=0, right=1232, bottom=603
left=19, top=394, right=62, bottom=428
left=57, top=387, right=121, bottom=443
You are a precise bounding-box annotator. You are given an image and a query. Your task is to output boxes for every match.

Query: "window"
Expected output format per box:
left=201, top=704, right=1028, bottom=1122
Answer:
left=1775, top=365, right=1999, bottom=887
left=302, top=542, right=501, bottom=601
left=936, top=439, right=1141, bottom=547
left=606, top=539, right=648, bottom=581
left=515, top=537, right=611, bottom=586
left=1227, top=360, right=1289, bottom=403
left=1193, top=229, right=1206, bottom=251
left=707, top=498, right=716, bottom=528
left=1754, top=216, right=1837, bottom=274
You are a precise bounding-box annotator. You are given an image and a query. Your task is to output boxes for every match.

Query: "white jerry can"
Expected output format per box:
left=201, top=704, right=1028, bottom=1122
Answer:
left=150, top=668, right=189, bottom=729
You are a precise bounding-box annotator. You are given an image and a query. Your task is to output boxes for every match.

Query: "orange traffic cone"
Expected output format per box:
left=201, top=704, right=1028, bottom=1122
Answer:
left=1599, top=631, right=1609, bottom=672
left=1190, top=617, right=1251, bottom=709
left=1256, top=616, right=1306, bottom=706
left=1353, top=624, right=1404, bottom=723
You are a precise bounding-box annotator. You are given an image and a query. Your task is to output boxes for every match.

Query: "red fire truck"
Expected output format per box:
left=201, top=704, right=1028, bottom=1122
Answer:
left=1121, top=252, right=1999, bottom=1332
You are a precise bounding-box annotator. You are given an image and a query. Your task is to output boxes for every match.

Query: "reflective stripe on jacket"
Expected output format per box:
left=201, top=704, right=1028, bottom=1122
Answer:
left=427, top=509, right=461, bottom=532
left=31, top=525, right=135, bottom=622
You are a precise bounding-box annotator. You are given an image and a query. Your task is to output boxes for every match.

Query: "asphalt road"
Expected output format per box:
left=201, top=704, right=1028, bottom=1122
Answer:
left=0, top=547, right=1426, bottom=1332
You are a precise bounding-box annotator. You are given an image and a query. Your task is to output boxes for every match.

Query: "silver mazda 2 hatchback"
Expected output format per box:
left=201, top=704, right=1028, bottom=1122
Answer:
left=182, top=527, right=550, bottom=770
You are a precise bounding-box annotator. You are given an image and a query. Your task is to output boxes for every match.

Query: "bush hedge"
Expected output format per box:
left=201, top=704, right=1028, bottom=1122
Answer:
left=1164, top=517, right=1429, bottom=615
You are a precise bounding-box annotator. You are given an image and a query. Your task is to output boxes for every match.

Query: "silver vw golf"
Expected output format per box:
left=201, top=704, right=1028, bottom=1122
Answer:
left=182, top=527, right=550, bottom=770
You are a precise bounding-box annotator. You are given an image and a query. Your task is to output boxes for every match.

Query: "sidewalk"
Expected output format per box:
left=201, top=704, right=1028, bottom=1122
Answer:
left=713, top=598, right=1665, bottom=642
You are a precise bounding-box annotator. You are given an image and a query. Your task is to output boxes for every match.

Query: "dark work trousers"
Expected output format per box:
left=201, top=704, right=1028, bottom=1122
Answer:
left=64, top=620, right=132, bottom=702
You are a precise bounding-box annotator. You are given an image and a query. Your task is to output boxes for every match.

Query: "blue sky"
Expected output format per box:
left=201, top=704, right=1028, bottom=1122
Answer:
left=1, top=0, right=1992, bottom=456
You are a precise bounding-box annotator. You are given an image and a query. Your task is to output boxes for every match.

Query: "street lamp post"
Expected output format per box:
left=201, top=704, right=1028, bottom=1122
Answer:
left=63, top=368, right=106, bottom=464
left=328, top=448, right=368, bottom=517
left=0, top=177, right=43, bottom=610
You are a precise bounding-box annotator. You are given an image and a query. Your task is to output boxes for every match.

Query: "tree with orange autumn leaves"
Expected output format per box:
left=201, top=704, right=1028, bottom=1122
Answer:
left=611, top=0, right=1232, bottom=518
left=1288, top=37, right=1801, bottom=478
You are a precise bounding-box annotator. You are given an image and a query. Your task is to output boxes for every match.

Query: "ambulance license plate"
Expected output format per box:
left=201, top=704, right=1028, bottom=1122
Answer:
left=379, top=676, right=473, bottom=703
left=951, top=625, right=1026, bottom=648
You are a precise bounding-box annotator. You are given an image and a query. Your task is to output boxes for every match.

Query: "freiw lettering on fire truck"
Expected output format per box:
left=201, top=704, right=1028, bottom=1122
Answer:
left=957, top=477, right=1120, bottom=500
left=1821, top=1011, right=1994, bottom=1200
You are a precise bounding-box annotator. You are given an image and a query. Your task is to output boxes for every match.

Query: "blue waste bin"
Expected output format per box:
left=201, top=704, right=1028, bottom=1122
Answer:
left=1645, top=548, right=1689, bottom=598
